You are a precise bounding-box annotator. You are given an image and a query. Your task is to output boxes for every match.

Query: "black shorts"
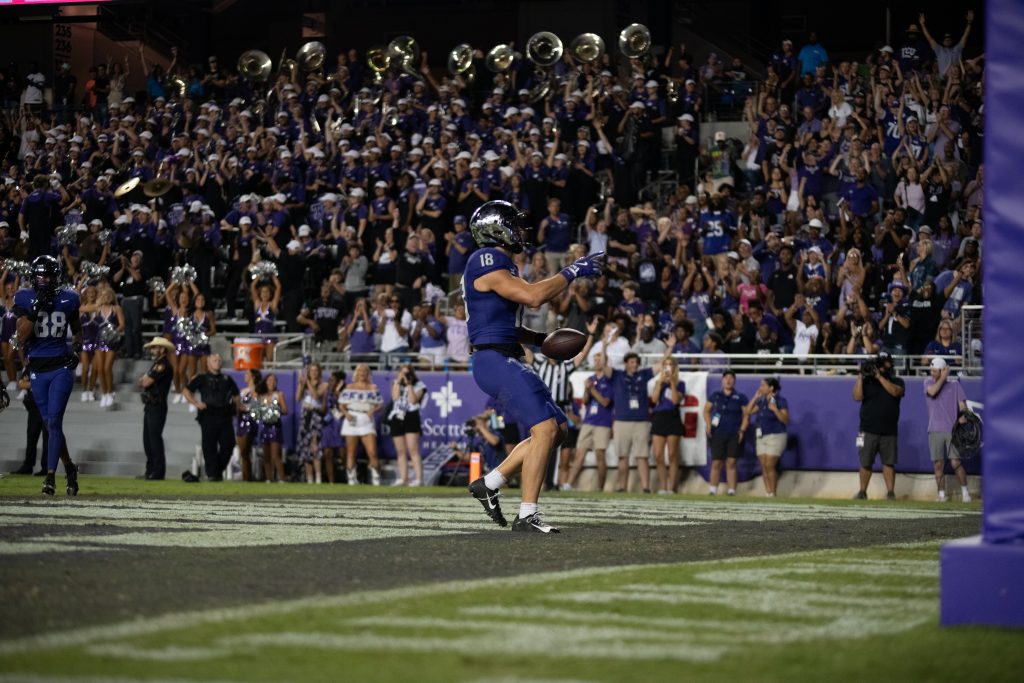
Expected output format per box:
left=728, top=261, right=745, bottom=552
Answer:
left=710, top=432, right=741, bottom=460
left=388, top=410, right=422, bottom=437
left=651, top=409, right=684, bottom=437
left=501, top=423, right=521, bottom=445
left=562, top=425, right=579, bottom=448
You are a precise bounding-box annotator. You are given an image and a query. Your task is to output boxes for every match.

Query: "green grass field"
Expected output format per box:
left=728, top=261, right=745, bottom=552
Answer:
left=1, top=543, right=1021, bottom=682
left=0, top=476, right=1016, bottom=683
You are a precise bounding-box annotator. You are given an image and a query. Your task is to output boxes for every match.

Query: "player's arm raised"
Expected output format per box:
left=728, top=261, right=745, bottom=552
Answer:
left=474, top=251, right=605, bottom=309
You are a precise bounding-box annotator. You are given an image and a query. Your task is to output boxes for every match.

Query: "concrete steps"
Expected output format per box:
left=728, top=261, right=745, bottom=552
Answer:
left=0, top=360, right=201, bottom=477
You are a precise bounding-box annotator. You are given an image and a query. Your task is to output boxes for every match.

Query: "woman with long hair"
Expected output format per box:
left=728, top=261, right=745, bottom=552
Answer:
left=84, top=287, right=125, bottom=408
left=649, top=356, right=686, bottom=494
left=339, top=363, right=383, bottom=485
left=387, top=364, right=427, bottom=486
left=257, top=373, right=288, bottom=483
left=296, top=363, right=328, bottom=483
left=77, top=285, right=100, bottom=402
left=235, top=368, right=261, bottom=481
left=250, top=274, right=281, bottom=357
left=320, top=370, right=347, bottom=484
left=1, top=271, right=21, bottom=392
left=189, top=291, right=216, bottom=375
left=173, top=285, right=196, bottom=399
left=745, top=377, right=790, bottom=497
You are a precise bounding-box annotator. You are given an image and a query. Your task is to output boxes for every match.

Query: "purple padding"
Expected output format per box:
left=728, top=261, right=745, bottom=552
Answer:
left=939, top=0, right=1024, bottom=629
left=940, top=537, right=1024, bottom=627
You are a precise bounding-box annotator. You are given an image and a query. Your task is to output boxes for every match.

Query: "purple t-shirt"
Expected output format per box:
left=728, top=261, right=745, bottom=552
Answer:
left=582, top=374, right=614, bottom=428
left=924, top=377, right=966, bottom=433
left=651, top=379, right=686, bottom=412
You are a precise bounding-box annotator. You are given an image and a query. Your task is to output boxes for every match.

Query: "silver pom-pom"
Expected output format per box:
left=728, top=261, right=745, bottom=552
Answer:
left=98, top=322, right=123, bottom=347
left=57, top=224, right=78, bottom=247
left=3, top=260, right=30, bottom=279
left=79, top=261, right=111, bottom=282
left=147, top=277, right=166, bottom=295
left=8, top=335, right=20, bottom=352
left=170, top=265, right=197, bottom=285
left=96, top=229, right=113, bottom=246
left=249, top=260, right=278, bottom=281
left=185, top=323, right=208, bottom=348
left=253, top=398, right=282, bottom=425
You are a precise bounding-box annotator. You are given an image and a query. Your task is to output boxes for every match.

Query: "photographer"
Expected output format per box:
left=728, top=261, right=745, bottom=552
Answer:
left=852, top=352, right=906, bottom=500
left=460, top=414, right=505, bottom=473
left=388, top=364, right=427, bottom=487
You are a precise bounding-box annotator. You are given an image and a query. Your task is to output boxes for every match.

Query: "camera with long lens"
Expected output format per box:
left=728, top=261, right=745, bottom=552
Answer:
left=860, top=359, right=877, bottom=378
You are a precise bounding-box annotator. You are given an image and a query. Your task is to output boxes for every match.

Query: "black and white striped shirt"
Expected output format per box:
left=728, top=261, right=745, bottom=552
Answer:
left=530, top=357, right=577, bottom=406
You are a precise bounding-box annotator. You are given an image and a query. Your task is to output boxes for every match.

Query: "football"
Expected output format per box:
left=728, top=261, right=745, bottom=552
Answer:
left=541, top=328, right=587, bottom=361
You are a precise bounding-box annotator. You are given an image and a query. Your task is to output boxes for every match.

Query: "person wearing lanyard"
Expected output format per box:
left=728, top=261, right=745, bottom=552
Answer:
left=744, top=377, right=790, bottom=497
left=564, top=351, right=614, bottom=492
left=605, top=350, right=669, bottom=493
left=703, top=370, right=749, bottom=495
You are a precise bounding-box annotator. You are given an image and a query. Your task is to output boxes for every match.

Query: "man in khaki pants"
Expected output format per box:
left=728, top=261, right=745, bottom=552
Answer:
left=604, top=351, right=668, bottom=492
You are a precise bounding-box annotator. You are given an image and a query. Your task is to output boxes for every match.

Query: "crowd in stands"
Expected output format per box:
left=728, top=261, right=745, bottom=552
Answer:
left=0, top=11, right=984, bottom=402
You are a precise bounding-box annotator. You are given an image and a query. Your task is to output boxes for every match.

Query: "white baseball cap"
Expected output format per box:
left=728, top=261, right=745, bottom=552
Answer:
left=298, top=225, right=312, bottom=237
left=930, top=357, right=948, bottom=370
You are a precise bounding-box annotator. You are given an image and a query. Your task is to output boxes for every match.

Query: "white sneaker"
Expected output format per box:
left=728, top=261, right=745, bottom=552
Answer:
left=87, top=391, right=96, bottom=402
left=315, top=474, right=321, bottom=484
left=188, top=403, right=197, bottom=414
left=16, top=389, right=25, bottom=400
left=346, top=468, right=358, bottom=485
left=370, top=467, right=381, bottom=486
left=726, top=489, right=736, bottom=496
left=937, top=491, right=947, bottom=502
left=656, top=489, right=672, bottom=495
left=6, top=381, right=16, bottom=391
left=390, top=479, right=406, bottom=487
left=962, top=490, right=972, bottom=503
left=80, top=391, right=88, bottom=402
left=408, top=479, right=421, bottom=487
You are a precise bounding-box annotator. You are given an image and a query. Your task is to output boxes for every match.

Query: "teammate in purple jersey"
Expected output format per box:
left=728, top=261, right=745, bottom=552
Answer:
left=464, top=200, right=604, bottom=533
left=12, top=255, right=83, bottom=496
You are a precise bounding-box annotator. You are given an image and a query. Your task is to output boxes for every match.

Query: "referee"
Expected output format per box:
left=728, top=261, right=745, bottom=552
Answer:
left=524, top=320, right=597, bottom=489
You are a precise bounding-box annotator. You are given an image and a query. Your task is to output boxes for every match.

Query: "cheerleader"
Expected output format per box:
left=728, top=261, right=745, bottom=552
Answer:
left=235, top=368, right=261, bottom=481
left=649, top=356, right=686, bottom=494
left=77, top=285, right=100, bottom=402
left=257, top=372, right=288, bottom=483
left=320, top=370, right=346, bottom=484
left=296, top=363, right=328, bottom=483
left=83, top=287, right=125, bottom=408
left=167, top=282, right=197, bottom=397
left=339, top=363, right=383, bottom=485
left=250, top=273, right=281, bottom=356
left=189, top=291, right=217, bottom=374
left=0, top=271, right=19, bottom=392
left=164, top=281, right=194, bottom=402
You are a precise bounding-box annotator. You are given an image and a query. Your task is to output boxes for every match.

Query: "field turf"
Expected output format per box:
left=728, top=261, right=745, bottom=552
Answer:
left=0, top=475, right=1020, bottom=682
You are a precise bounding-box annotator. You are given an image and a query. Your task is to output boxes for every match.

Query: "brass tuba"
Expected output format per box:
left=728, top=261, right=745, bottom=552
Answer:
left=296, top=41, right=327, bottom=72
left=448, top=43, right=476, bottom=85
left=526, top=31, right=563, bottom=68
left=485, top=44, right=515, bottom=73
left=386, top=35, right=420, bottom=76
left=618, top=23, right=651, bottom=59
left=570, top=33, right=605, bottom=64
left=238, top=49, right=272, bottom=82
left=167, top=74, right=187, bottom=99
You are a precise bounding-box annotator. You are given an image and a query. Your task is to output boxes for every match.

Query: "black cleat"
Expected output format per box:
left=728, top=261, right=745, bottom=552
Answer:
left=42, top=474, right=55, bottom=496
left=468, top=478, right=507, bottom=527
left=511, top=512, right=560, bottom=534
left=66, top=462, right=79, bottom=496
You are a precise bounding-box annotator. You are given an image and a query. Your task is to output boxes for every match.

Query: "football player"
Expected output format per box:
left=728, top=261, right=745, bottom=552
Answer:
left=13, top=255, right=83, bottom=496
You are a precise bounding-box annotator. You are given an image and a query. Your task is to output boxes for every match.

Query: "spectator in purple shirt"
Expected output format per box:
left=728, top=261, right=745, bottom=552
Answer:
left=924, top=357, right=971, bottom=502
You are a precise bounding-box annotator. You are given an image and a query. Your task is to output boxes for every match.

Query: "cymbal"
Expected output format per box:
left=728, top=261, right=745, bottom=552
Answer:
left=144, top=178, right=173, bottom=198
left=114, top=177, right=141, bottom=198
